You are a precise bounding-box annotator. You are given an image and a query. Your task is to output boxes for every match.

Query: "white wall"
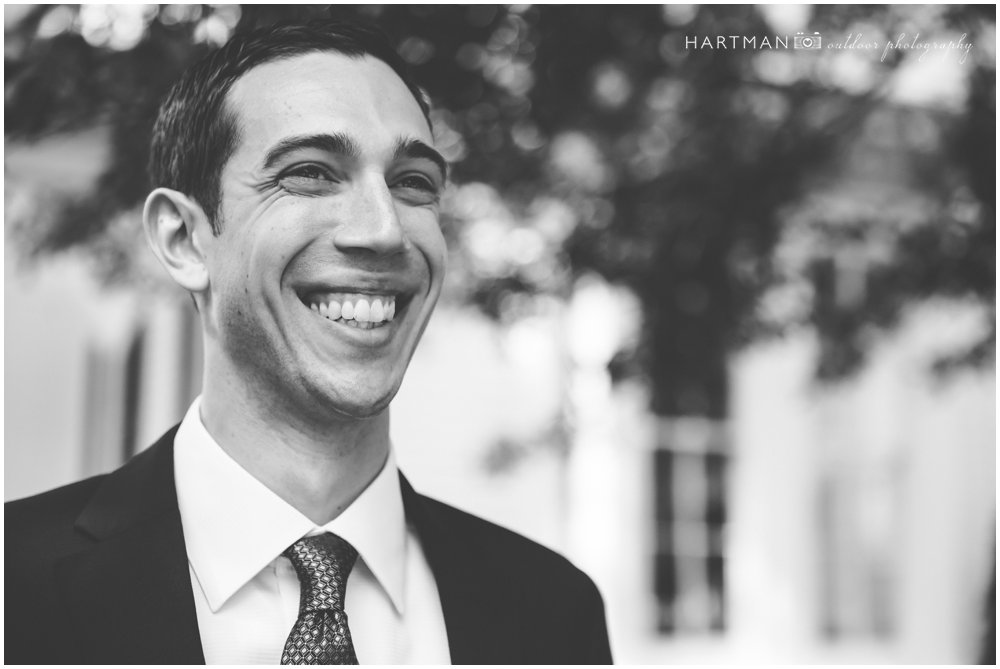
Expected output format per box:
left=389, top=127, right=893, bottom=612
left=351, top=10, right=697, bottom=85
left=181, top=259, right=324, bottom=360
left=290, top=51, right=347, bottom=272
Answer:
left=4, top=249, right=136, bottom=499
left=726, top=302, right=994, bottom=663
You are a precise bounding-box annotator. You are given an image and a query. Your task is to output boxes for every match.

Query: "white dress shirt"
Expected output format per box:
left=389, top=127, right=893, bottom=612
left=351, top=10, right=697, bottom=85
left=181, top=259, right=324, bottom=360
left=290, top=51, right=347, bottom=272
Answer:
left=173, top=398, right=452, bottom=664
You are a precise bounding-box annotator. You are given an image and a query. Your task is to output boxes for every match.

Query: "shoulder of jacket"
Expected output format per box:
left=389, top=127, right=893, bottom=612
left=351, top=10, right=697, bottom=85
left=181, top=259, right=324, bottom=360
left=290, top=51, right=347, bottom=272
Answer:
left=416, top=493, right=601, bottom=595
left=5, top=474, right=106, bottom=544
left=6, top=427, right=178, bottom=546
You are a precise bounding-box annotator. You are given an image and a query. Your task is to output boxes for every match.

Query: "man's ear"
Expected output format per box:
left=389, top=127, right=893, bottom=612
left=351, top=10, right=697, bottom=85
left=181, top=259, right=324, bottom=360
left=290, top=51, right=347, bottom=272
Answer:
left=142, top=188, right=213, bottom=293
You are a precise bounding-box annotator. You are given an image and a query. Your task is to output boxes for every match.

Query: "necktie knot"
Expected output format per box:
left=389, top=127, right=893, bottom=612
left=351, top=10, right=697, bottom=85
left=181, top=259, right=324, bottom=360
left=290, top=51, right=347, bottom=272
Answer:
left=283, top=533, right=358, bottom=613
left=281, top=533, right=360, bottom=665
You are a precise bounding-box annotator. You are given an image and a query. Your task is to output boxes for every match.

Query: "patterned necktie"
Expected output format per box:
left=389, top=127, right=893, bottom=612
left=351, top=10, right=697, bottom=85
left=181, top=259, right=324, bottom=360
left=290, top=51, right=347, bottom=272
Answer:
left=281, top=533, right=360, bottom=665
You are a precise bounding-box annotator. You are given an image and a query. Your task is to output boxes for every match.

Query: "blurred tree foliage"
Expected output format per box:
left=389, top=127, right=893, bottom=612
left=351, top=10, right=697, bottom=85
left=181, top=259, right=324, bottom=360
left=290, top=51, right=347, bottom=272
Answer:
left=5, top=4, right=995, bottom=418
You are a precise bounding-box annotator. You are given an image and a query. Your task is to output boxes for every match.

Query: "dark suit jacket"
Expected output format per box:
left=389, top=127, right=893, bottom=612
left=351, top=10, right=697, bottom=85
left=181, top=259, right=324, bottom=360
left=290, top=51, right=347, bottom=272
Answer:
left=5, top=426, right=613, bottom=665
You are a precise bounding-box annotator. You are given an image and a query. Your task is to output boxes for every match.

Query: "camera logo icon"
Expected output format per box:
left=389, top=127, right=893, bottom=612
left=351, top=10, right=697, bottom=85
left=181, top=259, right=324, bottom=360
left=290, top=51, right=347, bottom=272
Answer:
left=793, top=31, right=822, bottom=49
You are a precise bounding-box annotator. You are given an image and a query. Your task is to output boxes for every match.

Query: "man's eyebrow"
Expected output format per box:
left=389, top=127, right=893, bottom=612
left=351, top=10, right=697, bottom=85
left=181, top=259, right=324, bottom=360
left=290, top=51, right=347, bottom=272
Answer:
left=263, top=133, right=361, bottom=170
left=393, top=137, right=448, bottom=182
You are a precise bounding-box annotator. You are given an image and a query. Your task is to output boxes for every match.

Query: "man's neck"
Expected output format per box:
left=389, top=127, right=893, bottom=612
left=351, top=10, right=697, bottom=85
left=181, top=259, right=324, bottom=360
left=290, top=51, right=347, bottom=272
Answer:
left=197, top=387, right=390, bottom=526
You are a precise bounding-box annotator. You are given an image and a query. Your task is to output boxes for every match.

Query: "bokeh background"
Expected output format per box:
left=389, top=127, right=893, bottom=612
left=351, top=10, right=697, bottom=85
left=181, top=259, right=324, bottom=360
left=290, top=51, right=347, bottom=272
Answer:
left=4, top=4, right=995, bottom=663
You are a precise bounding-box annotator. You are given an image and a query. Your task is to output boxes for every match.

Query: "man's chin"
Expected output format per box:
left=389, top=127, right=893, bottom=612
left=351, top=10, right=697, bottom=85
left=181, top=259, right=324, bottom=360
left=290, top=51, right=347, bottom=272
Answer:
left=310, top=385, right=398, bottom=422
left=327, top=400, right=391, bottom=421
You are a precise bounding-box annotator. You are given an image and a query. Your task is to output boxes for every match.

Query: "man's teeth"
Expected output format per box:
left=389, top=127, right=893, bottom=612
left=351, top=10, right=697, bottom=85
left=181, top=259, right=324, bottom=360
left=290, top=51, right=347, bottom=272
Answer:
left=308, top=295, right=396, bottom=326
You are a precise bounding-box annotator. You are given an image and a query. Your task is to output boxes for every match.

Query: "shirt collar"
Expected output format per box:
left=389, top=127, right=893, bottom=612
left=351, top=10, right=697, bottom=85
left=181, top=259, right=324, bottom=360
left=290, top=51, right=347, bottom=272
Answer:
left=173, top=397, right=407, bottom=614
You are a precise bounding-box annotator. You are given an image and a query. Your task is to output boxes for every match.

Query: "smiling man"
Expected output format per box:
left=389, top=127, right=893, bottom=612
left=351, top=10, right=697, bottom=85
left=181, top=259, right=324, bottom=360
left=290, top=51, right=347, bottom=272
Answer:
left=5, top=19, right=613, bottom=666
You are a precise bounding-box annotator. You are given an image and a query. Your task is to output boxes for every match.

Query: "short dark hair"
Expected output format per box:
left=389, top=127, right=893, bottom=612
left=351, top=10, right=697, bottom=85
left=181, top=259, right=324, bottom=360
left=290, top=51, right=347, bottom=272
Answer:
left=148, top=19, right=431, bottom=234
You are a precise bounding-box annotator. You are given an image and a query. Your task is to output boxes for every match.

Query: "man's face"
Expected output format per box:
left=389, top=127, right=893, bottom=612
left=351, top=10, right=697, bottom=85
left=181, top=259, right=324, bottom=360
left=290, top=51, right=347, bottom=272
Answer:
left=200, top=51, right=446, bottom=421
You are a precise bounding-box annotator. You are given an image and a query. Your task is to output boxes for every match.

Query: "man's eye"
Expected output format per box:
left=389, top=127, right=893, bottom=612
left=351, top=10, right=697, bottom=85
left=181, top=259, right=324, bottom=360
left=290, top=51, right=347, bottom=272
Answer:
left=283, top=165, right=332, bottom=181
left=278, top=164, right=338, bottom=195
left=395, top=174, right=437, bottom=193
left=393, top=174, right=441, bottom=205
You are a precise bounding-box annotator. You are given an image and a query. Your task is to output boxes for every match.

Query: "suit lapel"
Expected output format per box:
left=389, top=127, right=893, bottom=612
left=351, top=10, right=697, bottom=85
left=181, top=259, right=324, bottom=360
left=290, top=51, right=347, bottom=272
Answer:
left=56, top=428, right=205, bottom=664
left=55, top=436, right=519, bottom=663
left=400, top=474, right=522, bottom=664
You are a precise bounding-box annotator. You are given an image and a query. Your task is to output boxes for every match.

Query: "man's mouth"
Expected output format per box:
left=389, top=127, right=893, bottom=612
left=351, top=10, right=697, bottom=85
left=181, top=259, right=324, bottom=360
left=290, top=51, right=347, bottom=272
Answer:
left=299, top=291, right=401, bottom=330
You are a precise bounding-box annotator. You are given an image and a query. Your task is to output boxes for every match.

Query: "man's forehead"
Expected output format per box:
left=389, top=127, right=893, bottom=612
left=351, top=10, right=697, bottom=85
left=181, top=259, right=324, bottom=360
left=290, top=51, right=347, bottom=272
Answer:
left=225, top=51, right=433, bottom=154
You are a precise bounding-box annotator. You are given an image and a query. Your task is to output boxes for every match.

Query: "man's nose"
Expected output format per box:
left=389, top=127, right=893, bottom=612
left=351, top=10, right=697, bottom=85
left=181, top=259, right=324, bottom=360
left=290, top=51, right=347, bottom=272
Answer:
left=331, top=173, right=406, bottom=255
